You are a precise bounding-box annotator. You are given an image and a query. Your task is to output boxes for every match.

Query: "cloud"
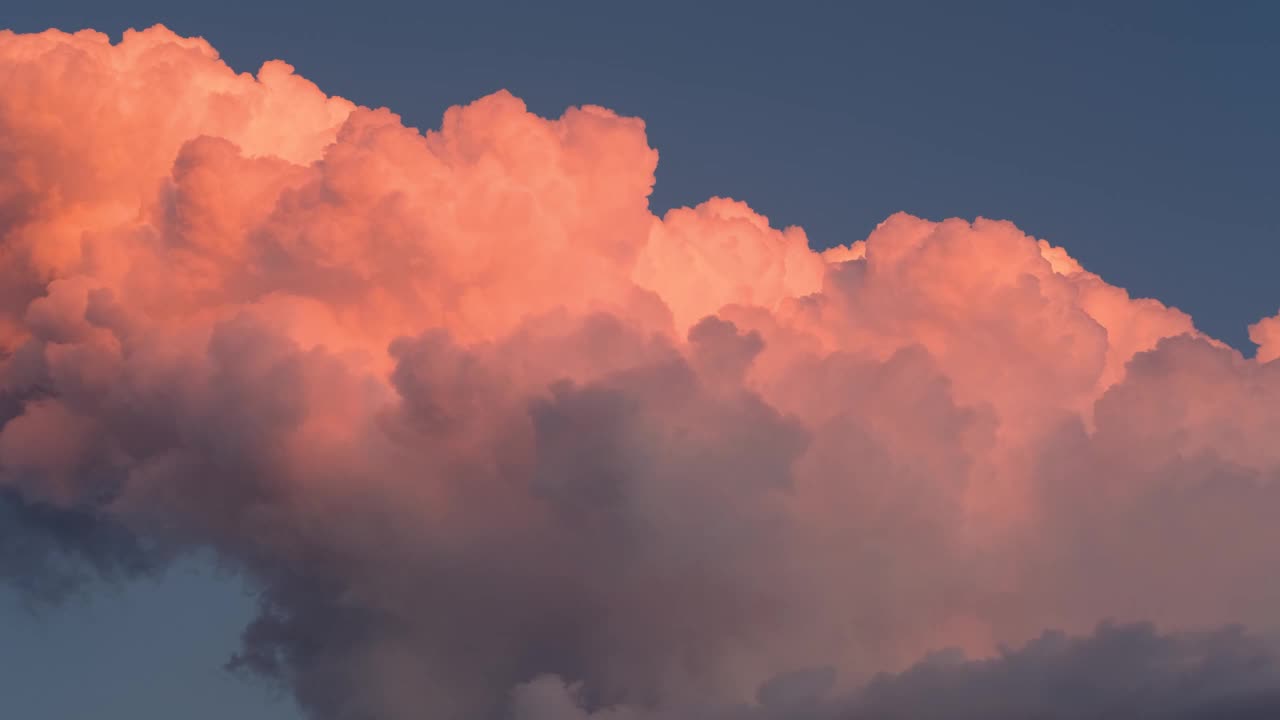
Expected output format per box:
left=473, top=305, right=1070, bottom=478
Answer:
left=0, top=487, right=159, bottom=606
left=1248, top=310, right=1280, bottom=363
left=2, top=24, right=1280, bottom=720
left=848, top=622, right=1280, bottom=720
left=512, top=623, right=1280, bottom=720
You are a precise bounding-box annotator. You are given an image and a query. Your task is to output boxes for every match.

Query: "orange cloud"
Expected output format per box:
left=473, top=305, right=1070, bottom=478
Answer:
left=1249, top=310, right=1280, bottom=363
left=3, top=25, right=1280, bottom=720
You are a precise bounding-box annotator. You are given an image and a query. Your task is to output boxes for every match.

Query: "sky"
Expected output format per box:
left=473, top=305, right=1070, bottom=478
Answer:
left=1, top=3, right=1279, bottom=719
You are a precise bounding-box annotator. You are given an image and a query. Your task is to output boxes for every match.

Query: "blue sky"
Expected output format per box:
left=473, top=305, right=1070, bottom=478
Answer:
left=2, top=2, right=1278, bottom=718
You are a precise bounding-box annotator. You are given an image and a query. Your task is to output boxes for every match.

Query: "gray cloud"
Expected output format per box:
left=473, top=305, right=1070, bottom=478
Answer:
left=513, top=623, right=1280, bottom=720
left=0, top=487, right=158, bottom=606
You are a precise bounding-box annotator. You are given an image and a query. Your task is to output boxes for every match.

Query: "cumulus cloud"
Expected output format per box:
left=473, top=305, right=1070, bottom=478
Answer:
left=2, top=24, right=1280, bottom=720
left=1248, top=311, right=1280, bottom=364
left=512, top=623, right=1280, bottom=720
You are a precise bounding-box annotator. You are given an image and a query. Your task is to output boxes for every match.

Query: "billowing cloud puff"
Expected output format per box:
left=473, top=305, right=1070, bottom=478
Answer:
left=1248, top=310, right=1280, bottom=364
left=3, top=25, right=1280, bottom=720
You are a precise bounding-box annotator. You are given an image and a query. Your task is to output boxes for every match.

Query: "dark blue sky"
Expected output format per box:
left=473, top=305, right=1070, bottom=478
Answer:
left=2, top=3, right=1278, bottom=718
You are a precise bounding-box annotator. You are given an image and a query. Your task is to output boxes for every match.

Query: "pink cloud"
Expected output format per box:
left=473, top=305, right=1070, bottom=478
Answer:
left=2, top=24, right=1280, bottom=720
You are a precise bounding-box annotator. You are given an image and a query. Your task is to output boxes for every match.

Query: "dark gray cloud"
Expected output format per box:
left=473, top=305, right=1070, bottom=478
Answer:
left=849, top=622, right=1280, bottom=720
left=513, top=623, right=1280, bottom=720
left=0, top=487, right=158, bottom=606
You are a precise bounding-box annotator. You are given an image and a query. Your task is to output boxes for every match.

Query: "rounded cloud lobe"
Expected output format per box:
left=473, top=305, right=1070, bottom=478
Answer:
left=3, top=25, right=1280, bottom=720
